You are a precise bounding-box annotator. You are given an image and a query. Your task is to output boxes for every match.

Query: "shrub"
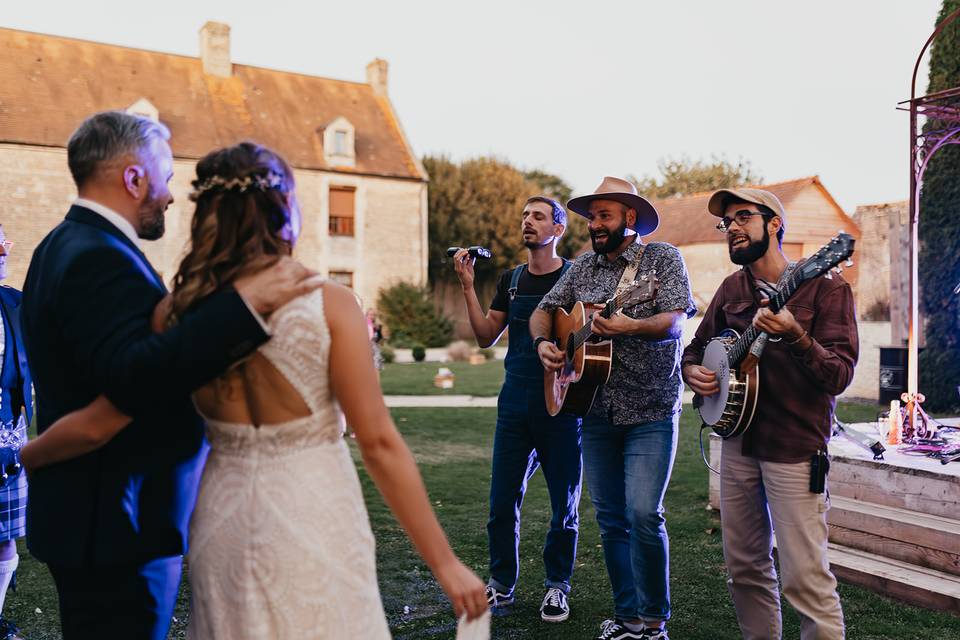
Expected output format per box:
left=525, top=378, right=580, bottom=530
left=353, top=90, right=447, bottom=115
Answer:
left=377, top=282, right=453, bottom=348
left=380, top=344, right=395, bottom=364
left=447, top=340, right=472, bottom=362
left=412, top=343, right=426, bottom=362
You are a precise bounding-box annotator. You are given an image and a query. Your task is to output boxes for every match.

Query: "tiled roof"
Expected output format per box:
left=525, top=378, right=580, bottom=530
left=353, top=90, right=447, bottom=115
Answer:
left=0, top=27, right=424, bottom=180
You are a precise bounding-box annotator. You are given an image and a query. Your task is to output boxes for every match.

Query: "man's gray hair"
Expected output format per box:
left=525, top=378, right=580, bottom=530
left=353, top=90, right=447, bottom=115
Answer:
left=67, top=111, right=171, bottom=188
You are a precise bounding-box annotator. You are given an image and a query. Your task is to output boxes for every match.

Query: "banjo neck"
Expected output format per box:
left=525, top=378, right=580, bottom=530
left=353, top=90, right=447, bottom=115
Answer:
left=726, top=267, right=805, bottom=368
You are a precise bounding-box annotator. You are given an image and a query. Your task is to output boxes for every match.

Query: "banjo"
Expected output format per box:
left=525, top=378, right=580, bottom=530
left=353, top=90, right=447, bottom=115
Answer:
left=698, top=232, right=855, bottom=438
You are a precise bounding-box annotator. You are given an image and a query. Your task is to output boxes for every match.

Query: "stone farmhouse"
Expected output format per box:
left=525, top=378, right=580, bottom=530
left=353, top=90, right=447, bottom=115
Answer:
left=0, top=22, right=428, bottom=308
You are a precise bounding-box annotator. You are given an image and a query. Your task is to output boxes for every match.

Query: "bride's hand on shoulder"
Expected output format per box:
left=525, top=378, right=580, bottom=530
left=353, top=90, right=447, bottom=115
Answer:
left=433, top=558, right=488, bottom=620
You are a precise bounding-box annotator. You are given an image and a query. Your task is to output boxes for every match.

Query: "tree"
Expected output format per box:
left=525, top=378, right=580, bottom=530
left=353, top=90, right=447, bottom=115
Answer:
left=424, top=156, right=586, bottom=296
left=918, top=0, right=960, bottom=411
left=630, top=155, right=761, bottom=200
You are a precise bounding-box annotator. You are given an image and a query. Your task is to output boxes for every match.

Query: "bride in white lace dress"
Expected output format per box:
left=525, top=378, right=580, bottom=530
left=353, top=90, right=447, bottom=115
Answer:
left=21, top=143, right=488, bottom=638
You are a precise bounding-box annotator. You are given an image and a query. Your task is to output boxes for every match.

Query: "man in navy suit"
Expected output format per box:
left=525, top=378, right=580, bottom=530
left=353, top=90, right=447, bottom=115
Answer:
left=20, top=111, right=320, bottom=640
left=0, top=225, right=32, bottom=640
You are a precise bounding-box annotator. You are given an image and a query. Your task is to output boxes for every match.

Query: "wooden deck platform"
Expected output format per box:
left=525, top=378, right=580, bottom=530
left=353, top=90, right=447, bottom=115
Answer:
left=708, top=421, right=960, bottom=614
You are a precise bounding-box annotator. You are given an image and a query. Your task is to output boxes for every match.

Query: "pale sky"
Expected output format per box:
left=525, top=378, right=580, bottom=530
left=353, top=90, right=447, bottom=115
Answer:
left=3, top=1, right=945, bottom=212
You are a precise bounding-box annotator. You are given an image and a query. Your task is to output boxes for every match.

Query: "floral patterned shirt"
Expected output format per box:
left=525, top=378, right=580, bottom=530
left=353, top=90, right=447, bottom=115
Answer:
left=538, top=239, right=696, bottom=426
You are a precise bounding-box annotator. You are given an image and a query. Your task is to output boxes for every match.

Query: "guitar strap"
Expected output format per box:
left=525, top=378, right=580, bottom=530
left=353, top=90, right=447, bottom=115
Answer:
left=613, top=244, right=646, bottom=301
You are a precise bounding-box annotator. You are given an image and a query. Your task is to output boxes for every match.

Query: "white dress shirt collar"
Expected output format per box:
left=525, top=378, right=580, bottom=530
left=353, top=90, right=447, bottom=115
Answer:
left=73, top=198, right=141, bottom=249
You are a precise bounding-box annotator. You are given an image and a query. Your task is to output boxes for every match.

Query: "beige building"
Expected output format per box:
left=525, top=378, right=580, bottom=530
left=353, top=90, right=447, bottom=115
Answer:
left=635, top=176, right=862, bottom=312
left=0, top=23, right=428, bottom=307
left=851, top=201, right=909, bottom=338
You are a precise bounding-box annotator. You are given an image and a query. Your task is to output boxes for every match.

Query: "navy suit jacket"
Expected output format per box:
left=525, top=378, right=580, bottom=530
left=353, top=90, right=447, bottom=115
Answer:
left=0, top=286, right=32, bottom=426
left=21, top=205, right=269, bottom=567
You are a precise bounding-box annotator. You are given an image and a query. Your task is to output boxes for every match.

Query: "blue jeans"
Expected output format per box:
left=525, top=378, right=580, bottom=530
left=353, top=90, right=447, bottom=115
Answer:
left=487, top=374, right=582, bottom=595
left=582, top=414, right=678, bottom=621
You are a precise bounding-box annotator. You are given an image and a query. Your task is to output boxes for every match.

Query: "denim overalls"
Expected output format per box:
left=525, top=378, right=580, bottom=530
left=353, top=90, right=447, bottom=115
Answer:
left=487, top=262, right=583, bottom=596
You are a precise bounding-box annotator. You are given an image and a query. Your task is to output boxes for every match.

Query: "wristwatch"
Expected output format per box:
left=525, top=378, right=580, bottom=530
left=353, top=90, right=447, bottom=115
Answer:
left=533, top=336, right=552, bottom=351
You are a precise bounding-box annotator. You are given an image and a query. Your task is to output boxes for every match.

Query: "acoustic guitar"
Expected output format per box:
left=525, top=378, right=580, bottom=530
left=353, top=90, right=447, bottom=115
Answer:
left=697, top=232, right=855, bottom=438
left=544, top=275, right=658, bottom=417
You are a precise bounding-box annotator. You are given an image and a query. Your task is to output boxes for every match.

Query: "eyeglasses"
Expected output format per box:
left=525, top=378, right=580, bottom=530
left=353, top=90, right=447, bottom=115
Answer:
left=715, top=210, right=772, bottom=233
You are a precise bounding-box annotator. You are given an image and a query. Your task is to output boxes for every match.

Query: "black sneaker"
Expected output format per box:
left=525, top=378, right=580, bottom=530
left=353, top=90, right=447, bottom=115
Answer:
left=539, top=587, right=569, bottom=622
left=640, top=627, right=669, bottom=640
left=596, top=619, right=643, bottom=640
left=485, top=585, right=515, bottom=613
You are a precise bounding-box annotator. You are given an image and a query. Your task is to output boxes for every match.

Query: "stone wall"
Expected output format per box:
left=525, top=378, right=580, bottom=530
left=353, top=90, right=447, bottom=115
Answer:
left=0, top=143, right=427, bottom=304
left=852, top=202, right=909, bottom=342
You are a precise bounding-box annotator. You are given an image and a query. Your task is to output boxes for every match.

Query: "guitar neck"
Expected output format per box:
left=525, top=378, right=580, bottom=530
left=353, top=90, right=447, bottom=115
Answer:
left=726, top=269, right=803, bottom=367
left=569, top=289, right=630, bottom=351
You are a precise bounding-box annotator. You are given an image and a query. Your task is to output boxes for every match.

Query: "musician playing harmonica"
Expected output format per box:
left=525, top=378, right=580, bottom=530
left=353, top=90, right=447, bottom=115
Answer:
left=452, top=196, right=581, bottom=623
left=681, top=188, right=858, bottom=640
left=530, top=177, right=695, bottom=640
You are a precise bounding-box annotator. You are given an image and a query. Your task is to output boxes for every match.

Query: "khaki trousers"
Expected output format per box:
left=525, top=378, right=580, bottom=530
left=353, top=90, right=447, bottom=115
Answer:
left=720, top=437, right=844, bottom=640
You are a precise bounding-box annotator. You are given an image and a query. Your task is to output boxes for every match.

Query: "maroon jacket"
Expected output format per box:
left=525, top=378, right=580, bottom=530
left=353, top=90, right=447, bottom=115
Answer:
left=682, top=267, right=859, bottom=462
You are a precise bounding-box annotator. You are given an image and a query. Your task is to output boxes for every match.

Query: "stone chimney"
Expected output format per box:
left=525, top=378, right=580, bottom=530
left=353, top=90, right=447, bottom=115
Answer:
left=366, top=59, right=388, bottom=97
left=200, top=21, right=232, bottom=77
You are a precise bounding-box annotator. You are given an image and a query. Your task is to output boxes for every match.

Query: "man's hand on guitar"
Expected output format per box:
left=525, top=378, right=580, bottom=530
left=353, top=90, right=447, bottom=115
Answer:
left=683, top=364, right=719, bottom=397
left=537, top=340, right=565, bottom=373
left=452, top=248, right=476, bottom=289
left=752, top=300, right=803, bottom=340
left=591, top=311, right=635, bottom=337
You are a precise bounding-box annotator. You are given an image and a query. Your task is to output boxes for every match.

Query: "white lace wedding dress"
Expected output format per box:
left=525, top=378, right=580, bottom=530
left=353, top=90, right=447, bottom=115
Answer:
left=186, top=288, right=392, bottom=639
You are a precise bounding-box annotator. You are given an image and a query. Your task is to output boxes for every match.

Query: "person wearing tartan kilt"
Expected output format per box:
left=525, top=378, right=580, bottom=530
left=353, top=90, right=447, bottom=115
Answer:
left=0, top=225, right=31, bottom=640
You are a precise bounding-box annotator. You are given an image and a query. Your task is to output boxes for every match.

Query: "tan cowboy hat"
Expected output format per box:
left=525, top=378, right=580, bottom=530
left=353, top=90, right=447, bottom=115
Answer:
left=707, top=188, right=787, bottom=231
left=566, top=176, right=660, bottom=236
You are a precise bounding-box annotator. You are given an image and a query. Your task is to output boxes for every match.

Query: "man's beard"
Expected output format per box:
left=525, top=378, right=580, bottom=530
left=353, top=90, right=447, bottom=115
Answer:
left=590, top=219, right=628, bottom=254
left=522, top=227, right=545, bottom=249
left=137, top=183, right=167, bottom=241
left=729, top=225, right=770, bottom=265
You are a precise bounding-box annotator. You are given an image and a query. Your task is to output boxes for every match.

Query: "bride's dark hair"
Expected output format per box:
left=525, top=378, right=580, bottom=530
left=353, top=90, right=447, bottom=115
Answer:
left=170, top=142, right=297, bottom=323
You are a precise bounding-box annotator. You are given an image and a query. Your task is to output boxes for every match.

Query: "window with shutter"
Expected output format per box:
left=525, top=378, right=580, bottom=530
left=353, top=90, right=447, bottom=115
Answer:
left=329, top=187, right=356, bottom=236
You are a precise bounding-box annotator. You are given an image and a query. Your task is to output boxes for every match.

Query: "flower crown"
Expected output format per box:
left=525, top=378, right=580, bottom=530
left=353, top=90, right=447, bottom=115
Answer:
left=189, top=172, right=285, bottom=201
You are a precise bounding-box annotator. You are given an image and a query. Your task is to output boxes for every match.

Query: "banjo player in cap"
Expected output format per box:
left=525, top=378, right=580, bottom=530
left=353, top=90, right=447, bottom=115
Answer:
left=682, top=188, right=857, bottom=640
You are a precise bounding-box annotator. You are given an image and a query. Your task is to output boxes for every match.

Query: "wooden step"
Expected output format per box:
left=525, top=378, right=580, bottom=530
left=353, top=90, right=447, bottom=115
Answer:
left=773, top=535, right=960, bottom=614
left=825, top=543, right=960, bottom=614
left=827, top=495, right=960, bottom=576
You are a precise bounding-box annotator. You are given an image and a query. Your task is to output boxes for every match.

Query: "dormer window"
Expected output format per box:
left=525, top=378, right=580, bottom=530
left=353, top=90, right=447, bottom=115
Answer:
left=334, top=130, right=348, bottom=155
left=323, top=116, right=355, bottom=168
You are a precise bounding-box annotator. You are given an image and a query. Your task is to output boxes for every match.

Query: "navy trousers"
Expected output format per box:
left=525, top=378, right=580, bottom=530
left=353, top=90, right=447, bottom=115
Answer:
left=487, top=373, right=582, bottom=594
left=49, top=556, right=181, bottom=640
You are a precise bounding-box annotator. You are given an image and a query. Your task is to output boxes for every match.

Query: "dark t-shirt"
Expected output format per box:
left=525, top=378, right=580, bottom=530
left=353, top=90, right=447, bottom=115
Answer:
left=489, top=262, right=568, bottom=312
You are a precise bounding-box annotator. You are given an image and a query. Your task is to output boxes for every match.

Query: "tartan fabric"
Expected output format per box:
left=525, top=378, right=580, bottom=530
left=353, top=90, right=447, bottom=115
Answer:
left=0, top=419, right=27, bottom=542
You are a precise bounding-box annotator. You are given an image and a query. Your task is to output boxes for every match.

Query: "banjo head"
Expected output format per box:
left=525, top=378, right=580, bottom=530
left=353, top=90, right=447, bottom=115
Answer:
left=697, top=337, right=732, bottom=426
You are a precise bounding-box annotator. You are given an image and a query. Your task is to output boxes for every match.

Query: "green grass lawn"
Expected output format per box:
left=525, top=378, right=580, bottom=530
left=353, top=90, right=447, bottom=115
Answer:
left=5, top=401, right=957, bottom=638
left=380, top=360, right=505, bottom=396
left=361, top=402, right=958, bottom=640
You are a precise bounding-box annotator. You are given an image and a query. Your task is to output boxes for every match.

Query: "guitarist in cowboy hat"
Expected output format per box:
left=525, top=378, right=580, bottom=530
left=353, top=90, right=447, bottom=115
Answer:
left=530, top=177, right=696, bottom=640
left=682, top=188, right=857, bottom=640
